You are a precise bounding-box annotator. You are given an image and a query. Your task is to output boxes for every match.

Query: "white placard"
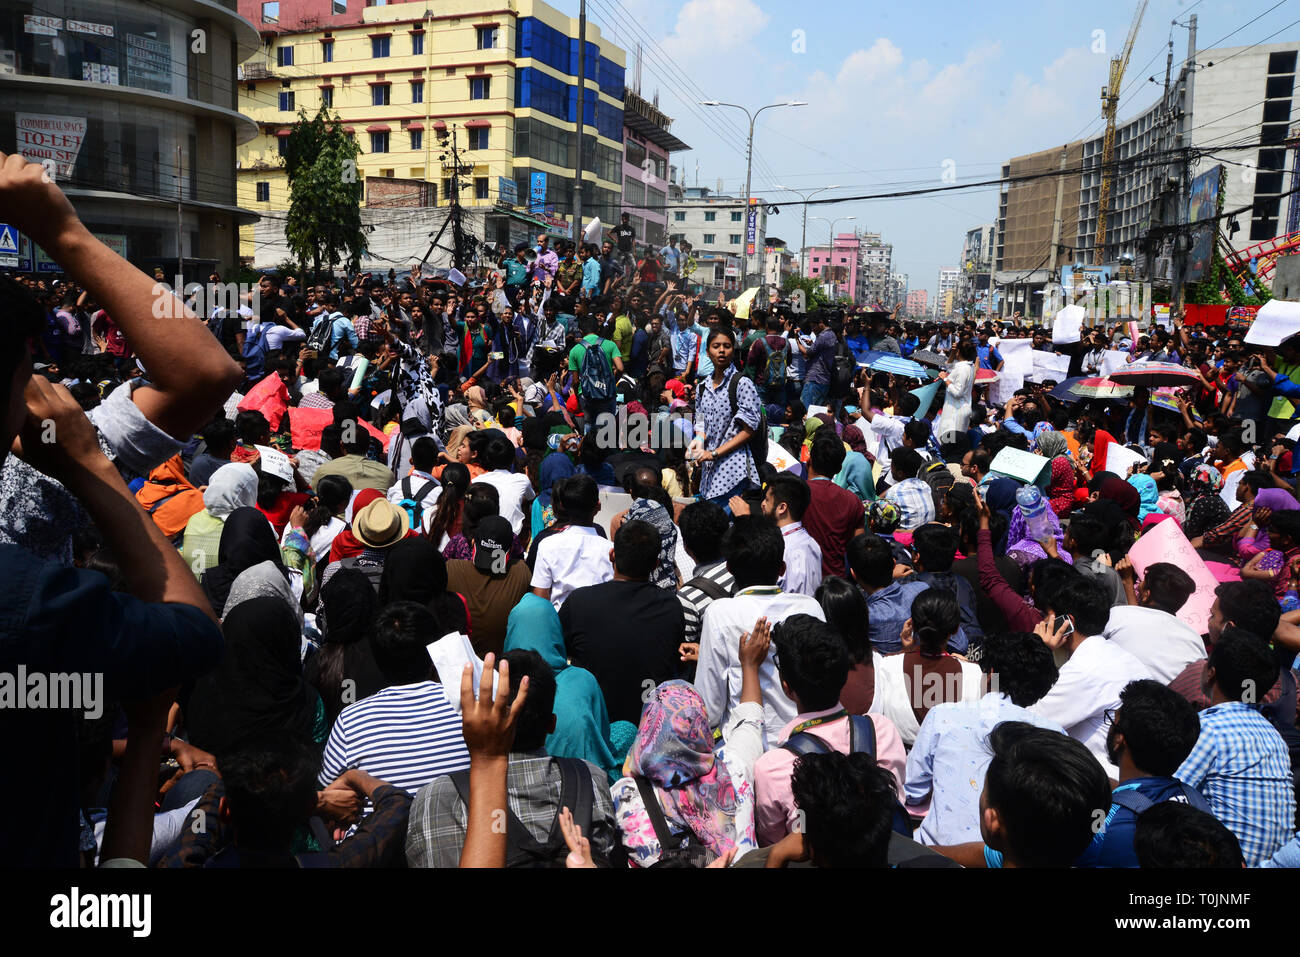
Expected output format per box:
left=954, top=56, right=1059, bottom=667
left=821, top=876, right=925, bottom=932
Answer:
left=767, top=444, right=799, bottom=471
left=447, top=267, right=466, bottom=286
left=1104, top=442, right=1148, bottom=478
left=1052, top=304, right=1085, bottom=344
left=1243, top=298, right=1300, bottom=347
left=998, top=338, right=1033, bottom=377
left=805, top=404, right=830, bottom=419
left=1029, top=351, right=1070, bottom=383
left=253, top=444, right=294, bottom=484
left=426, top=632, right=490, bottom=712
left=1101, top=350, right=1130, bottom=375
left=989, top=371, right=1022, bottom=406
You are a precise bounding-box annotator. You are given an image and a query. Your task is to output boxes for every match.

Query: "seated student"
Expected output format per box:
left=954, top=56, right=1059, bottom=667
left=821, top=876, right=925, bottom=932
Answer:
left=870, top=588, right=983, bottom=748
left=745, top=752, right=959, bottom=869
left=318, top=602, right=471, bottom=802
left=815, top=576, right=876, bottom=714
left=1103, top=562, right=1204, bottom=684
left=161, top=732, right=412, bottom=868
left=802, top=430, right=867, bottom=578
left=407, top=649, right=619, bottom=868
left=312, top=414, right=396, bottom=492
left=1031, top=577, right=1157, bottom=778
left=1077, top=680, right=1211, bottom=867
left=846, top=531, right=928, bottom=654
left=1058, top=507, right=1127, bottom=606
left=385, top=436, right=442, bottom=532
left=190, top=416, right=237, bottom=486
left=931, top=722, right=1114, bottom=868
left=1175, top=627, right=1296, bottom=866
left=905, top=631, right=1063, bottom=845
left=1133, top=802, right=1245, bottom=868
left=561, top=520, right=685, bottom=724
left=762, top=475, right=823, bottom=597
left=753, top=614, right=906, bottom=846
left=469, top=429, right=535, bottom=538
left=676, top=501, right=736, bottom=656
left=907, top=522, right=982, bottom=652
left=446, top=515, right=533, bottom=659
left=530, top=474, right=613, bottom=610
left=884, top=447, right=938, bottom=531
left=695, top=518, right=827, bottom=741
left=1169, top=579, right=1283, bottom=711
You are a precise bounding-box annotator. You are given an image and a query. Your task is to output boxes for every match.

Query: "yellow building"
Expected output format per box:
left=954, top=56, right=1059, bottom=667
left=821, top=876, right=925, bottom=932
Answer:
left=236, top=0, right=626, bottom=261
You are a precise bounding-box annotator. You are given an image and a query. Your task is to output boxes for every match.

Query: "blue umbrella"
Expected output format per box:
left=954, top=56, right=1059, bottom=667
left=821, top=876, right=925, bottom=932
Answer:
left=866, top=354, right=927, bottom=378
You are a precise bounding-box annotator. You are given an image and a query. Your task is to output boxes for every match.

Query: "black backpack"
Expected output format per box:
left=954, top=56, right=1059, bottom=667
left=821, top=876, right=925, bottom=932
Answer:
left=782, top=714, right=913, bottom=836
left=1109, top=782, right=1212, bottom=817
left=449, top=757, right=595, bottom=868
left=829, top=340, right=856, bottom=399
left=632, top=775, right=716, bottom=868
left=727, top=373, right=768, bottom=467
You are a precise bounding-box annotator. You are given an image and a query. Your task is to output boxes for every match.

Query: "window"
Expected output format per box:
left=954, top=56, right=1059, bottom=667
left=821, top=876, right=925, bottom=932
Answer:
left=673, top=211, right=685, bottom=221
left=412, top=33, right=424, bottom=55
left=475, top=177, right=489, bottom=200
left=477, top=26, right=498, bottom=49
left=411, top=80, right=424, bottom=103
left=256, top=182, right=270, bottom=202
left=704, top=211, right=716, bottom=222
left=730, top=234, right=742, bottom=245
left=372, top=84, right=390, bottom=106
left=277, top=46, right=294, bottom=67
left=730, top=211, right=742, bottom=221
left=370, top=131, right=389, bottom=153
left=277, top=137, right=289, bottom=157
left=322, top=43, right=334, bottom=63
left=703, top=233, right=716, bottom=244
left=262, top=1, right=279, bottom=23
left=320, top=87, right=333, bottom=107
left=372, top=36, right=390, bottom=58
left=410, top=130, right=422, bottom=150
left=468, top=127, right=489, bottom=150
left=333, top=0, right=347, bottom=12
left=469, top=76, right=491, bottom=99
left=279, top=91, right=295, bottom=111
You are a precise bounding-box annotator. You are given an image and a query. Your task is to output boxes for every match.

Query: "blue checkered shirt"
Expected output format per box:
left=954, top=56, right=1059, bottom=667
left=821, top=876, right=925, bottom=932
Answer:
left=1175, top=701, right=1295, bottom=866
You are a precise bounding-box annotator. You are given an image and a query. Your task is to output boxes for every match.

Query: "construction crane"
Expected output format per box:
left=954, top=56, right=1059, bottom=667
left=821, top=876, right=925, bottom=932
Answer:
left=1095, top=0, right=1148, bottom=265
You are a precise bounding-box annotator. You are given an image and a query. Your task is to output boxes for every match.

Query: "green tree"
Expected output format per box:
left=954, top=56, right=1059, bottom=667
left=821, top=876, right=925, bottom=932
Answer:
left=283, top=107, right=366, bottom=279
left=782, top=273, right=830, bottom=310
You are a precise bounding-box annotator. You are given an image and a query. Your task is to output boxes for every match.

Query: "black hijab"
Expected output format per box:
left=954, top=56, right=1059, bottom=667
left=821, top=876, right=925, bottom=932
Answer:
left=185, top=597, right=317, bottom=756
left=307, top=568, right=386, bottom=725
left=201, top=507, right=286, bottom=615
left=378, top=537, right=448, bottom=605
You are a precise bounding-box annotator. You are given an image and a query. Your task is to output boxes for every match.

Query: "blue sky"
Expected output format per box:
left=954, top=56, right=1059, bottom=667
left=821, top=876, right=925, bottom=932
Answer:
left=548, top=0, right=1300, bottom=298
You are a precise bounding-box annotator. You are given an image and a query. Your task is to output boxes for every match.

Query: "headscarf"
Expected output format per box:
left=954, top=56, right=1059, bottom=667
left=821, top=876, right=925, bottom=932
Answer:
left=203, top=463, right=258, bottom=520
left=1090, top=471, right=1141, bottom=520
left=185, top=596, right=318, bottom=755
left=1047, top=456, right=1076, bottom=516
left=465, top=385, right=487, bottom=411
left=1189, top=464, right=1224, bottom=497
left=867, top=500, right=901, bottom=534
left=222, top=559, right=302, bottom=625
left=1006, top=493, right=1071, bottom=567
left=441, top=403, right=472, bottom=439
left=504, top=594, right=620, bottom=780
left=378, top=536, right=448, bottom=605
left=1035, top=430, right=1068, bottom=461
left=1127, top=473, right=1164, bottom=522
left=1254, top=488, right=1300, bottom=513
left=1184, top=466, right=1233, bottom=541
left=539, top=449, right=578, bottom=490
left=319, top=567, right=379, bottom=646
left=843, top=424, right=869, bottom=456
left=984, top=478, right=1020, bottom=519
left=623, top=680, right=743, bottom=858
left=626, top=499, right=679, bottom=590
left=201, top=507, right=285, bottom=615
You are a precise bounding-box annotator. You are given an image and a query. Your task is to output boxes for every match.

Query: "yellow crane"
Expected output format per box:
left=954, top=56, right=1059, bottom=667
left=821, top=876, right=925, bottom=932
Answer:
left=1095, top=0, right=1148, bottom=265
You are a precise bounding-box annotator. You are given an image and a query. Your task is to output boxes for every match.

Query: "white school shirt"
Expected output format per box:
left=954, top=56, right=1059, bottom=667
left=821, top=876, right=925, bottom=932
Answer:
left=474, top=469, right=535, bottom=536
left=1102, top=605, right=1206, bottom=685
left=778, top=522, right=823, bottom=597
left=531, top=525, right=614, bottom=610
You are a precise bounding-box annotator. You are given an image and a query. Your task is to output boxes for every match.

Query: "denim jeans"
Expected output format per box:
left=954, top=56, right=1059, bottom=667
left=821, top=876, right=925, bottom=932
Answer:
left=801, top=380, right=829, bottom=408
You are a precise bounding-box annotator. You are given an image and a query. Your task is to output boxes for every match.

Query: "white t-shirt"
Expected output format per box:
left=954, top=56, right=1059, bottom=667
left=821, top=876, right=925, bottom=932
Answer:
left=266, top=324, right=307, bottom=351
left=475, top=469, right=535, bottom=536
left=531, top=525, right=613, bottom=610
left=1102, top=605, right=1206, bottom=685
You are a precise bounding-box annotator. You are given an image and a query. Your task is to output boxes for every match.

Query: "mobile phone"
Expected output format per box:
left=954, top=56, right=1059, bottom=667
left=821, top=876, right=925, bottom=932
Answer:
left=1056, top=614, right=1075, bottom=640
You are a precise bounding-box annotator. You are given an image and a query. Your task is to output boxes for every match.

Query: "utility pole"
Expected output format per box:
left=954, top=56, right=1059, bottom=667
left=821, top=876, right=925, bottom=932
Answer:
left=775, top=184, right=838, bottom=286
left=1049, top=146, right=1068, bottom=317
left=175, top=145, right=184, bottom=283
left=1173, top=14, right=1197, bottom=315
left=573, top=0, right=586, bottom=239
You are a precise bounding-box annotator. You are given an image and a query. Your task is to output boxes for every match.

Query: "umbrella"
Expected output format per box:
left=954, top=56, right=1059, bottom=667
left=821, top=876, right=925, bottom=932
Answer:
left=975, top=367, right=999, bottom=384
left=1108, top=361, right=1201, bottom=388
left=1066, top=376, right=1134, bottom=400
left=866, top=354, right=928, bottom=378
left=911, top=349, right=947, bottom=369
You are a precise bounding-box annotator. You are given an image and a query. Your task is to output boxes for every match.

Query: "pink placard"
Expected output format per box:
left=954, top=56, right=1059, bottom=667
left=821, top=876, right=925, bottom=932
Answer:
left=1126, top=518, right=1215, bottom=636
left=237, top=374, right=289, bottom=431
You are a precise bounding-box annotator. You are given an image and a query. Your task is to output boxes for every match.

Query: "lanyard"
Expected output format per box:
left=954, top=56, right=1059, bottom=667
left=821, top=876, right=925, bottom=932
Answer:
left=789, top=709, right=848, bottom=736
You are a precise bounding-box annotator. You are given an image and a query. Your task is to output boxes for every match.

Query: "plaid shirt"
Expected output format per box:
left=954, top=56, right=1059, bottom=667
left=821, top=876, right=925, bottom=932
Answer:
left=158, top=780, right=412, bottom=868
left=353, top=314, right=386, bottom=344
left=1202, top=502, right=1252, bottom=551
left=1175, top=701, right=1295, bottom=866
left=884, top=478, right=936, bottom=530
left=405, top=751, right=617, bottom=868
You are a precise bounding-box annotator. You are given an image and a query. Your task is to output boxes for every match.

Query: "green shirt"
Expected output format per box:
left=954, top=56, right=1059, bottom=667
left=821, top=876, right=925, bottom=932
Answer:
left=568, top=334, right=621, bottom=396
left=613, top=314, right=635, bottom=360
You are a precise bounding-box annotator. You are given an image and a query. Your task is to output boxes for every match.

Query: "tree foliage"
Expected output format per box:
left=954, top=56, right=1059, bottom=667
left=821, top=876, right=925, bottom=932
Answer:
left=782, top=273, right=830, bottom=310
left=283, top=107, right=366, bottom=279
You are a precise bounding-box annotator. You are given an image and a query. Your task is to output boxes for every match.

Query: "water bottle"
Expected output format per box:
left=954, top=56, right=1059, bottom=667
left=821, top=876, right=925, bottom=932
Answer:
left=1016, top=485, right=1053, bottom=543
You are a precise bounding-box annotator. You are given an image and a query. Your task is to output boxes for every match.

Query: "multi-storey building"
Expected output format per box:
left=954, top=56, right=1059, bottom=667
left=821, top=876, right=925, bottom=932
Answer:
left=667, top=184, right=767, bottom=292
left=935, top=266, right=960, bottom=317
left=859, top=232, right=893, bottom=305
left=958, top=223, right=996, bottom=314
left=763, top=237, right=796, bottom=288
left=905, top=288, right=928, bottom=318
left=235, top=0, right=625, bottom=261
left=620, top=89, right=688, bottom=251
left=804, top=232, right=861, bottom=301
left=0, top=0, right=259, bottom=276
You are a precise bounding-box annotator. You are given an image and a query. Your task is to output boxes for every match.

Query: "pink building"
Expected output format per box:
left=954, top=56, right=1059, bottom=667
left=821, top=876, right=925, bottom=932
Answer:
left=906, top=289, right=929, bottom=317
left=805, top=233, right=861, bottom=301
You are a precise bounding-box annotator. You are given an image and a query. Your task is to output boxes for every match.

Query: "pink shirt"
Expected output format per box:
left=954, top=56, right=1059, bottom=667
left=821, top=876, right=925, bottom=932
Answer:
left=753, top=706, right=906, bottom=846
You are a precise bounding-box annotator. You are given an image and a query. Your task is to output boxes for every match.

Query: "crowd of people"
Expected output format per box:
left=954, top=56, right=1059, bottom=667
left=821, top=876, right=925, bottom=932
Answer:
left=3, top=146, right=1299, bottom=869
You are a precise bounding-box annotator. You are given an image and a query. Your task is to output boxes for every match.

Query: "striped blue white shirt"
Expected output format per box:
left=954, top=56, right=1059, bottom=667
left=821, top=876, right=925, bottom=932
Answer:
left=319, top=682, right=470, bottom=797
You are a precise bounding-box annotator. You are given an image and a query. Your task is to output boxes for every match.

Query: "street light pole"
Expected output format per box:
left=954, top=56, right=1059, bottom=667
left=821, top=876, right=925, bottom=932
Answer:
left=811, top=215, right=854, bottom=299
left=701, top=100, right=807, bottom=288
left=776, top=184, right=839, bottom=282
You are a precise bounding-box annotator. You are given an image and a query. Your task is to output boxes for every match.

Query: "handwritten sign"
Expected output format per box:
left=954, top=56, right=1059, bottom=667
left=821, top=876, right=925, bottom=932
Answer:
left=1029, top=351, right=1070, bottom=383
left=989, top=447, right=1049, bottom=485
left=1103, top=442, right=1148, bottom=478
left=1127, top=518, right=1216, bottom=635
left=999, top=338, right=1033, bottom=378
left=1243, top=298, right=1300, bottom=347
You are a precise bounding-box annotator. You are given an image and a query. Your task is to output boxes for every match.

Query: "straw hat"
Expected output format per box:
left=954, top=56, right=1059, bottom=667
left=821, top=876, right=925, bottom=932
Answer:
left=352, top=498, right=410, bottom=549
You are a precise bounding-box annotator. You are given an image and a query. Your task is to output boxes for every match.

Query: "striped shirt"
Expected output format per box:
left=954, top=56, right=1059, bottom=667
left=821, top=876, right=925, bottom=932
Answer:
left=678, top=559, right=735, bottom=645
left=319, top=682, right=470, bottom=799
left=1175, top=701, right=1296, bottom=866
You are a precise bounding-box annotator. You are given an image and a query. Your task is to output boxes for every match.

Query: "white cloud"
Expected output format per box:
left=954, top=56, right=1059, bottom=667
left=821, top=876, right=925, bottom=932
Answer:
left=662, top=0, right=771, bottom=57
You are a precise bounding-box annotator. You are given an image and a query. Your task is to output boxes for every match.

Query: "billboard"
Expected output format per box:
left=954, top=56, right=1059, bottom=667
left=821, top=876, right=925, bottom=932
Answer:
left=15, top=114, right=86, bottom=179
left=1185, top=165, right=1222, bottom=284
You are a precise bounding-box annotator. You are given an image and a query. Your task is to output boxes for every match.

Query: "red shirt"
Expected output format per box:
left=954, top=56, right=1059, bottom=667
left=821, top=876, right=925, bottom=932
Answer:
left=257, top=491, right=311, bottom=537
left=803, top=477, right=866, bottom=578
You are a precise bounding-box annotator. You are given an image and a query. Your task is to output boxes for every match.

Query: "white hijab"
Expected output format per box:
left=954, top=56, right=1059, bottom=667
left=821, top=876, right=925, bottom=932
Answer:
left=203, top=463, right=258, bottom=520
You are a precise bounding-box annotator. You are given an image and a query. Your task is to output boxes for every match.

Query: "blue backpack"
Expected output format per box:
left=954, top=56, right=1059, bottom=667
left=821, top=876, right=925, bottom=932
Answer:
left=242, top=321, right=272, bottom=382
left=579, top=337, right=617, bottom=402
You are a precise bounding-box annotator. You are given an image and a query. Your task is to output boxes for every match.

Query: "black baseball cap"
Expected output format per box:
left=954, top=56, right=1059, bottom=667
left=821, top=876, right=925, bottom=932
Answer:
left=472, top=516, right=514, bottom=574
